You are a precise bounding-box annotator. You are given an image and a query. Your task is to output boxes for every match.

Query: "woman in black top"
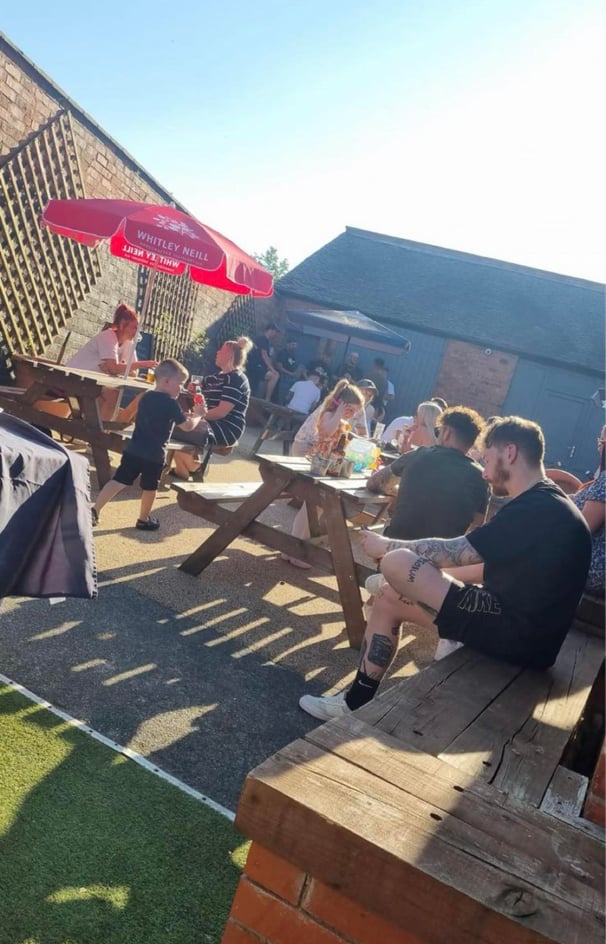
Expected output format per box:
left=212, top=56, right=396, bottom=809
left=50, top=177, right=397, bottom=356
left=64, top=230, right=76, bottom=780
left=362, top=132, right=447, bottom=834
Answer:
left=172, top=336, right=253, bottom=479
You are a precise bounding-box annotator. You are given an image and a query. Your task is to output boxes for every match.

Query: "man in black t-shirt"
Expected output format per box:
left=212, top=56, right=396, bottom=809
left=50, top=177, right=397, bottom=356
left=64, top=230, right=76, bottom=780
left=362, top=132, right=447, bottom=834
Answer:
left=274, top=338, right=300, bottom=403
left=246, top=323, right=280, bottom=400
left=299, top=416, right=591, bottom=722
left=367, top=407, right=488, bottom=539
left=338, top=351, right=364, bottom=382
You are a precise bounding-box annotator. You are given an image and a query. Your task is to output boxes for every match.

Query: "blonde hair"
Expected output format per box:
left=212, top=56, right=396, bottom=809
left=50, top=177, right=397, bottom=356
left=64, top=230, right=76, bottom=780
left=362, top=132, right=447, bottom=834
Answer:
left=224, top=336, right=253, bottom=370
left=415, top=401, right=443, bottom=443
left=317, top=379, right=364, bottom=424
left=155, top=358, right=188, bottom=383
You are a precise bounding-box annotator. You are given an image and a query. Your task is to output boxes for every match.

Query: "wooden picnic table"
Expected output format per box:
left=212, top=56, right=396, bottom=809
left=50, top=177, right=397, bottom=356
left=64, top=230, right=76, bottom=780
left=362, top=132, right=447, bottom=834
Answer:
left=247, top=397, right=307, bottom=456
left=0, top=354, right=152, bottom=486
left=171, top=453, right=391, bottom=648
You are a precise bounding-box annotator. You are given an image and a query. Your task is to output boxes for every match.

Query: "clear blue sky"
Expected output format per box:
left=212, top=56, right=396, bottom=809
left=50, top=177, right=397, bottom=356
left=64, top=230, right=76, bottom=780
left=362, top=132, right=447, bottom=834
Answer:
left=3, top=1, right=605, bottom=280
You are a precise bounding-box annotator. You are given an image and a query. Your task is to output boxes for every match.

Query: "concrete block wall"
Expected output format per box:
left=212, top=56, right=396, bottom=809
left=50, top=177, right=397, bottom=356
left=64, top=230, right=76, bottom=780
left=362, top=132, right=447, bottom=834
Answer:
left=271, top=294, right=521, bottom=418
left=222, top=843, right=423, bottom=944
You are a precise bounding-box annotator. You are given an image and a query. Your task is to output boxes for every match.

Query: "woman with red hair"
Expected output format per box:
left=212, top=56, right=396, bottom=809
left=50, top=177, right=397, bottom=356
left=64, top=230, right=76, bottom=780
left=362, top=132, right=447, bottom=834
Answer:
left=67, top=303, right=157, bottom=376
left=67, top=303, right=158, bottom=419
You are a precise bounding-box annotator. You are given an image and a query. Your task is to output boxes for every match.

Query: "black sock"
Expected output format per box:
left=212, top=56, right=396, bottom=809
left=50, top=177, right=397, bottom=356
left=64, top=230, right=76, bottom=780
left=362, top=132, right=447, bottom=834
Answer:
left=345, top=671, right=380, bottom=710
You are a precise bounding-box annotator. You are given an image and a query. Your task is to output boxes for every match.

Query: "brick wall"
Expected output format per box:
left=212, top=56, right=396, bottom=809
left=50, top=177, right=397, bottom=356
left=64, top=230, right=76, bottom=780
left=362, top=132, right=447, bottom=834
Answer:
left=222, top=843, right=424, bottom=944
left=0, top=36, right=231, bottom=361
left=432, top=340, right=518, bottom=417
left=584, top=738, right=605, bottom=827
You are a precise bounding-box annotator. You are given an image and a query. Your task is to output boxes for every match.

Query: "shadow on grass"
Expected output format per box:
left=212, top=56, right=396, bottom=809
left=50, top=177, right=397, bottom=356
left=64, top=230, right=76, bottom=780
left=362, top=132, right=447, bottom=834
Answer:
left=0, top=685, right=245, bottom=944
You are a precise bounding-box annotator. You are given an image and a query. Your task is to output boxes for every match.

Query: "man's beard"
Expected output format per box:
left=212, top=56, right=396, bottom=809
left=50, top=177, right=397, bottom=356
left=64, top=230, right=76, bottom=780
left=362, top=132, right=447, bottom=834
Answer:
left=489, top=458, right=511, bottom=497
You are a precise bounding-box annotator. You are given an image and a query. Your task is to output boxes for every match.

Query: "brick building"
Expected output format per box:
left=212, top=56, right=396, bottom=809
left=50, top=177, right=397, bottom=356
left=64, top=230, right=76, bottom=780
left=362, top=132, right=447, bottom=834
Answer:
left=0, top=32, right=250, bottom=377
left=257, top=227, right=605, bottom=476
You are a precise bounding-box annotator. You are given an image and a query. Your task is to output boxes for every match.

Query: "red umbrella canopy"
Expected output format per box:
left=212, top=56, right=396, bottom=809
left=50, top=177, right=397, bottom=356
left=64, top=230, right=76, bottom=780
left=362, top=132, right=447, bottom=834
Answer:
left=41, top=199, right=274, bottom=297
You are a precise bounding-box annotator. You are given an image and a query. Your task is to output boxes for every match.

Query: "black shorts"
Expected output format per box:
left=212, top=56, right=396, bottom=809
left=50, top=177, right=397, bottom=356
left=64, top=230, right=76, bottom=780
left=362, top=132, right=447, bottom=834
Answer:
left=435, top=582, right=549, bottom=669
left=171, top=420, right=211, bottom=448
left=114, top=453, right=164, bottom=491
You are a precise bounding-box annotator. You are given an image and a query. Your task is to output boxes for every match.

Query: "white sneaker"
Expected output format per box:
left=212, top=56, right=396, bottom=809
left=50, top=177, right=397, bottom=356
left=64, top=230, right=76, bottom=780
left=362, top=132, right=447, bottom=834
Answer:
left=298, top=690, right=351, bottom=721
left=364, top=572, right=386, bottom=595
left=434, top=638, right=464, bottom=661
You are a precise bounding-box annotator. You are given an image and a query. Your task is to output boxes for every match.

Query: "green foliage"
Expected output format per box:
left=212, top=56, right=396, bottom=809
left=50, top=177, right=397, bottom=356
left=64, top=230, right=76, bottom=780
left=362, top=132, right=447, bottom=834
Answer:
left=253, top=246, right=289, bottom=280
left=181, top=330, right=210, bottom=375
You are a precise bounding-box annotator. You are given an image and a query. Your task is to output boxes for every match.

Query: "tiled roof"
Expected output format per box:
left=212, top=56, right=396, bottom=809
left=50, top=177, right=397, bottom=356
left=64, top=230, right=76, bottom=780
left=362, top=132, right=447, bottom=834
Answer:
left=277, top=228, right=605, bottom=373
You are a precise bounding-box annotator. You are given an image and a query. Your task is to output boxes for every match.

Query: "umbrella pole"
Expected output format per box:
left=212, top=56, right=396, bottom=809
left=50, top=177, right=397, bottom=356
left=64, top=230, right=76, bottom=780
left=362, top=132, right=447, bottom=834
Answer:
left=139, top=266, right=157, bottom=328
left=123, top=267, right=157, bottom=377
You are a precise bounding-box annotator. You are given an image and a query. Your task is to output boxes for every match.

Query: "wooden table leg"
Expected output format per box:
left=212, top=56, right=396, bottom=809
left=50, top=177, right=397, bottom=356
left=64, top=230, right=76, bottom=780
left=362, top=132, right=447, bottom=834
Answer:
left=320, top=491, right=366, bottom=649
left=250, top=411, right=278, bottom=456
left=307, top=500, right=323, bottom=538
left=78, top=395, right=113, bottom=487
left=179, top=471, right=293, bottom=575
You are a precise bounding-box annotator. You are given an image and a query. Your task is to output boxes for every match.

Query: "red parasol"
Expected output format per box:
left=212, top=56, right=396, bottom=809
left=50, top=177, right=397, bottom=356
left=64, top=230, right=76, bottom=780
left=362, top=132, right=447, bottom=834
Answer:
left=40, top=198, right=274, bottom=297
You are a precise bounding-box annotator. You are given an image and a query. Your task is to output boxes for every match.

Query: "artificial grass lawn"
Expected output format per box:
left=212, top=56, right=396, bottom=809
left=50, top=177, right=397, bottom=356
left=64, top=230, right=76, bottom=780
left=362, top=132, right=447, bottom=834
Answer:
left=0, top=683, right=249, bottom=944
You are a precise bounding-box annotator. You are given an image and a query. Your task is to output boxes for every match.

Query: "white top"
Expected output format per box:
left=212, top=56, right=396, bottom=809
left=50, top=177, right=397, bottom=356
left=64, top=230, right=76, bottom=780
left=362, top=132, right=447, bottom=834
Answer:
left=288, top=379, right=320, bottom=414
left=383, top=415, right=414, bottom=443
left=294, top=401, right=369, bottom=455
left=293, top=403, right=323, bottom=453
left=67, top=328, right=135, bottom=373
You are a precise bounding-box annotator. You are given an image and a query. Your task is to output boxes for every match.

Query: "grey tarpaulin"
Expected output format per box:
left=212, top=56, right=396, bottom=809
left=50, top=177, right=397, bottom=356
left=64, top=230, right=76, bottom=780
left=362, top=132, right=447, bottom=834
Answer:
left=0, top=411, right=97, bottom=599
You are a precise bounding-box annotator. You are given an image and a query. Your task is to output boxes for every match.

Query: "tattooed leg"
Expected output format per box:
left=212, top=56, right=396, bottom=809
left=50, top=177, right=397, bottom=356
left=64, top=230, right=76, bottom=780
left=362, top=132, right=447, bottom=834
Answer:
left=381, top=547, right=455, bottom=620
left=407, top=556, right=435, bottom=583
left=360, top=632, right=397, bottom=678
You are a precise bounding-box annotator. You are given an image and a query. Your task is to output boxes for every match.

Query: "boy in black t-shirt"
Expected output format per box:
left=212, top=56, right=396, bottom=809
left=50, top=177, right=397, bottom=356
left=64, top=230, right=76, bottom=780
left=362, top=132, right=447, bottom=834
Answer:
left=299, top=416, right=592, bottom=723
left=93, top=359, right=206, bottom=531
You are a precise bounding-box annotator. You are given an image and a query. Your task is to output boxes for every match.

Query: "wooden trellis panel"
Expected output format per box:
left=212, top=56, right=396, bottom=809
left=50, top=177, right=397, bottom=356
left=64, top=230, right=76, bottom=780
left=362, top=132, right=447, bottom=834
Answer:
left=138, top=269, right=200, bottom=361
left=0, top=110, right=100, bottom=356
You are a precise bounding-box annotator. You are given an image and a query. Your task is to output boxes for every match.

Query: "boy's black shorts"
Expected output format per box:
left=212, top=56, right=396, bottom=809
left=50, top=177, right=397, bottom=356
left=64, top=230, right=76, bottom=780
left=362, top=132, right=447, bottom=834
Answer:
left=114, top=453, right=164, bottom=491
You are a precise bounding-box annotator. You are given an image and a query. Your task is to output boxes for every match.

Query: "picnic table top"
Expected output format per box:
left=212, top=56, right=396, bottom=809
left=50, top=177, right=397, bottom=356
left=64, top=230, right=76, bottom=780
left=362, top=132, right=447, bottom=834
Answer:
left=12, top=353, right=152, bottom=392
left=249, top=397, right=307, bottom=421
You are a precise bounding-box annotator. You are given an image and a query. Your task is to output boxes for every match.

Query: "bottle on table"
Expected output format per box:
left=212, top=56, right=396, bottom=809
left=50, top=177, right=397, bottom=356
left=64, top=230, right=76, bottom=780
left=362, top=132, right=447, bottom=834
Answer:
left=373, top=422, right=386, bottom=442
left=326, top=432, right=348, bottom=477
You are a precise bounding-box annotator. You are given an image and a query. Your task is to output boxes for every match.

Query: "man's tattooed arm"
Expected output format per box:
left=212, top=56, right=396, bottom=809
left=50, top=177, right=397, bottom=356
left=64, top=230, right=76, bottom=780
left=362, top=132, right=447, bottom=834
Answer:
left=384, top=535, right=484, bottom=568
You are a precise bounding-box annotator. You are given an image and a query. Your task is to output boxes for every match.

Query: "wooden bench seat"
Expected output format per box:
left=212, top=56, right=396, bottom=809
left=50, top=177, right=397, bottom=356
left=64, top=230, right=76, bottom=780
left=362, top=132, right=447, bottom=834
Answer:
left=171, top=481, right=263, bottom=503
left=230, top=625, right=605, bottom=944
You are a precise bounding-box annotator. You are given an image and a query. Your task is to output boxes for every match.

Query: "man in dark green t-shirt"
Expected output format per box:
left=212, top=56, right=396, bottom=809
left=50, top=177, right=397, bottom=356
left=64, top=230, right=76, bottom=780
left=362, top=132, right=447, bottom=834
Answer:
left=367, top=406, right=488, bottom=539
